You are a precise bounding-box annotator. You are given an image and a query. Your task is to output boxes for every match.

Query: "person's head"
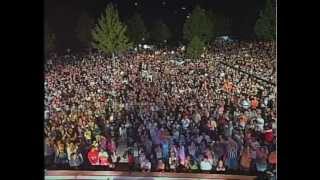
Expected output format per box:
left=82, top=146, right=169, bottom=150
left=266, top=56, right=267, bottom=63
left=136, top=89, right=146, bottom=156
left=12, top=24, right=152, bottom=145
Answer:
left=71, top=153, right=77, bottom=159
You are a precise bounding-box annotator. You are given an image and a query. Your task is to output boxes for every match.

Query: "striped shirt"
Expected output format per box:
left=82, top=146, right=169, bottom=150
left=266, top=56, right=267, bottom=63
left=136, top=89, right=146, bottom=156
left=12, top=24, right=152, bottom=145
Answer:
left=227, top=149, right=238, bottom=159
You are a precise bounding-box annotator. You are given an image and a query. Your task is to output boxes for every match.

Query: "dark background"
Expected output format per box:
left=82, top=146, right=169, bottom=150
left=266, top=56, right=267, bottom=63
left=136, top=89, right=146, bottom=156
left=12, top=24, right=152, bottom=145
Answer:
left=45, top=0, right=271, bottom=51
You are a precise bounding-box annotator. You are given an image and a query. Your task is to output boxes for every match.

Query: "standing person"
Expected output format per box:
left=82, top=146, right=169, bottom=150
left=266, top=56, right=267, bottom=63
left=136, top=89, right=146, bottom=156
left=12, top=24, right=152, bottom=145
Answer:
left=98, top=150, right=110, bottom=167
left=44, top=138, right=55, bottom=167
left=132, top=143, right=140, bottom=168
left=87, top=146, right=100, bottom=166
left=216, top=160, right=226, bottom=172
left=169, top=152, right=178, bottom=172
left=200, top=156, right=213, bottom=172
left=225, top=144, right=238, bottom=171
left=162, top=139, right=169, bottom=161
left=188, top=141, right=197, bottom=160
left=240, top=146, right=252, bottom=171
left=155, top=145, right=163, bottom=160
left=156, top=159, right=165, bottom=172
left=108, top=138, right=117, bottom=159
left=54, top=143, right=69, bottom=169
left=256, top=146, right=268, bottom=173
left=178, top=144, right=186, bottom=167
left=190, top=159, right=199, bottom=172
left=69, top=152, right=84, bottom=169
left=128, top=151, right=135, bottom=171
left=99, top=135, right=107, bottom=151
left=224, top=137, right=238, bottom=170
left=268, top=150, right=277, bottom=171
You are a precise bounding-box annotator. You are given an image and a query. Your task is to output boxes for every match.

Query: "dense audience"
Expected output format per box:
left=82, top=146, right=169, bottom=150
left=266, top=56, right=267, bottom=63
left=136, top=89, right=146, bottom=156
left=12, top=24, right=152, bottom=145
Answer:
left=44, top=41, right=276, bottom=177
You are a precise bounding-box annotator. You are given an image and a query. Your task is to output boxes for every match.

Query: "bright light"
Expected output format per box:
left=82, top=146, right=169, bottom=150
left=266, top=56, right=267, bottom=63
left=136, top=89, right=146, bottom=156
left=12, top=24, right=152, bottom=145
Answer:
left=134, top=2, right=138, bottom=6
left=181, top=6, right=186, bottom=10
left=186, top=15, right=190, bottom=19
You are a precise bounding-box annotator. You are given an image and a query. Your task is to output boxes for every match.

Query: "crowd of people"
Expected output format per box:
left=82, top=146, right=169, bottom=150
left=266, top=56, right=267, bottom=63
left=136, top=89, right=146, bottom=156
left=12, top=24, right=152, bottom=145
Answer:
left=44, top=41, right=276, bottom=177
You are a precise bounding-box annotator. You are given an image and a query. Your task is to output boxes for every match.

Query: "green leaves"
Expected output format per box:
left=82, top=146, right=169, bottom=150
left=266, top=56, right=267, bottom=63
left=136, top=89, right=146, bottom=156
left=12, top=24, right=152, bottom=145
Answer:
left=186, top=36, right=205, bottom=59
left=91, top=3, right=132, bottom=56
left=183, top=6, right=214, bottom=44
left=254, top=0, right=276, bottom=41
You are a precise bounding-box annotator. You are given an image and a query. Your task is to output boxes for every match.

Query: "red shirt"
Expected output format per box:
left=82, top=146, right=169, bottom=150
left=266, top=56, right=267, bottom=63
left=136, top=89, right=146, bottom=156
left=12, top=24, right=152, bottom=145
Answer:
left=264, top=129, right=273, bottom=143
left=128, top=154, right=134, bottom=165
left=88, top=148, right=100, bottom=165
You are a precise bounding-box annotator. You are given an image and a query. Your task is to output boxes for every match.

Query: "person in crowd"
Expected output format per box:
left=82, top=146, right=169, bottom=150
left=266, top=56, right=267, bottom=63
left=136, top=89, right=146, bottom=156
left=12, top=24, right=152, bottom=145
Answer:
left=87, top=146, right=100, bottom=166
left=69, top=152, right=84, bottom=169
left=156, top=159, right=165, bottom=172
left=98, top=150, right=110, bottom=167
left=240, top=146, right=252, bottom=171
left=255, top=146, right=268, bottom=173
left=128, top=151, right=135, bottom=171
left=45, top=41, right=276, bottom=175
left=169, top=152, right=178, bottom=172
left=224, top=137, right=239, bottom=170
left=54, top=142, right=69, bottom=169
left=200, top=156, right=213, bottom=172
left=190, top=160, right=199, bottom=172
left=45, top=138, right=55, bottom=167
left=216, top=160, right=226, bottom=172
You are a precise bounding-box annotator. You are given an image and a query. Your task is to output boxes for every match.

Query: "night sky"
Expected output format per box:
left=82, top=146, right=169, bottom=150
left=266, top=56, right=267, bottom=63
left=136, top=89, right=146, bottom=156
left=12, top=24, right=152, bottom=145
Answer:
left=45, top=0, right=269, bottom=51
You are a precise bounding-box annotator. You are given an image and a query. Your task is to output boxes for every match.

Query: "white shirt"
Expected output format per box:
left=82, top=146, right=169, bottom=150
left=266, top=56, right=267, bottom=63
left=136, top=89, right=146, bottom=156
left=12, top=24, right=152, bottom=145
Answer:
left=182, top=118, right=190, bottom=129
left=200, top=160, right=212, bottom=171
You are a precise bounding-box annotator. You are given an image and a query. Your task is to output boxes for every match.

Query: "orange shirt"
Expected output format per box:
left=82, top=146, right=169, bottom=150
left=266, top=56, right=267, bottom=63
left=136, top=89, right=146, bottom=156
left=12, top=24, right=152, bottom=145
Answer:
left=240, top=152, right=252, bottom=169
left=268, top=151, right=277, bottom=164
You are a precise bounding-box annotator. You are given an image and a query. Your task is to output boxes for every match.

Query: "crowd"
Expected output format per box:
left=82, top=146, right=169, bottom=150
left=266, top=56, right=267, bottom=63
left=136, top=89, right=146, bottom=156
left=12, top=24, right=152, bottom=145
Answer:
left=44, top=41, right=276, bottom=177
left=210, top=41, right=276, bottom=84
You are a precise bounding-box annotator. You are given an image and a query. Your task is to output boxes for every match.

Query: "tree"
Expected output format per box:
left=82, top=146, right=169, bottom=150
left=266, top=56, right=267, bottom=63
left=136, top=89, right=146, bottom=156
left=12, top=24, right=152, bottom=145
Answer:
left=75, top=12, right=95, bottom=48
left=254, top=0, right=276, bottom=41
left=183, top=6, right=214, bottom=43
left=126, top=13, right=148, bottom=45
left=186, top=36, right=205, bottom=59
left=91, top=3, right=132, bottom=57
left=45, top=22, right=56, bottom=54
left=150, top=20, right=171, bottom=45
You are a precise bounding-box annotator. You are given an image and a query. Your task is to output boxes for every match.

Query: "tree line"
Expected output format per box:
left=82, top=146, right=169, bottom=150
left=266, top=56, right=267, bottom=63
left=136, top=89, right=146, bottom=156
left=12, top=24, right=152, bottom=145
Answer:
left=45, top=0, right=275, bottom=60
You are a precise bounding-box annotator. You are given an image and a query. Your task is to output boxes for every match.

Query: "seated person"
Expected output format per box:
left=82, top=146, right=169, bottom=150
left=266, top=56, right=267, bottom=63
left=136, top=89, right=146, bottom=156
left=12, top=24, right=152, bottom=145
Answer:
left=156, top=159, right=165, bottom=172
left=200, top=156, right=212, bottom=172
left=216, top=160, right=226, bottom=172
left=190, top=160, right=199, bottom=172
left=87, top=146, right=100, bottom=166
left=141, top=159, right=151, bottom=172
